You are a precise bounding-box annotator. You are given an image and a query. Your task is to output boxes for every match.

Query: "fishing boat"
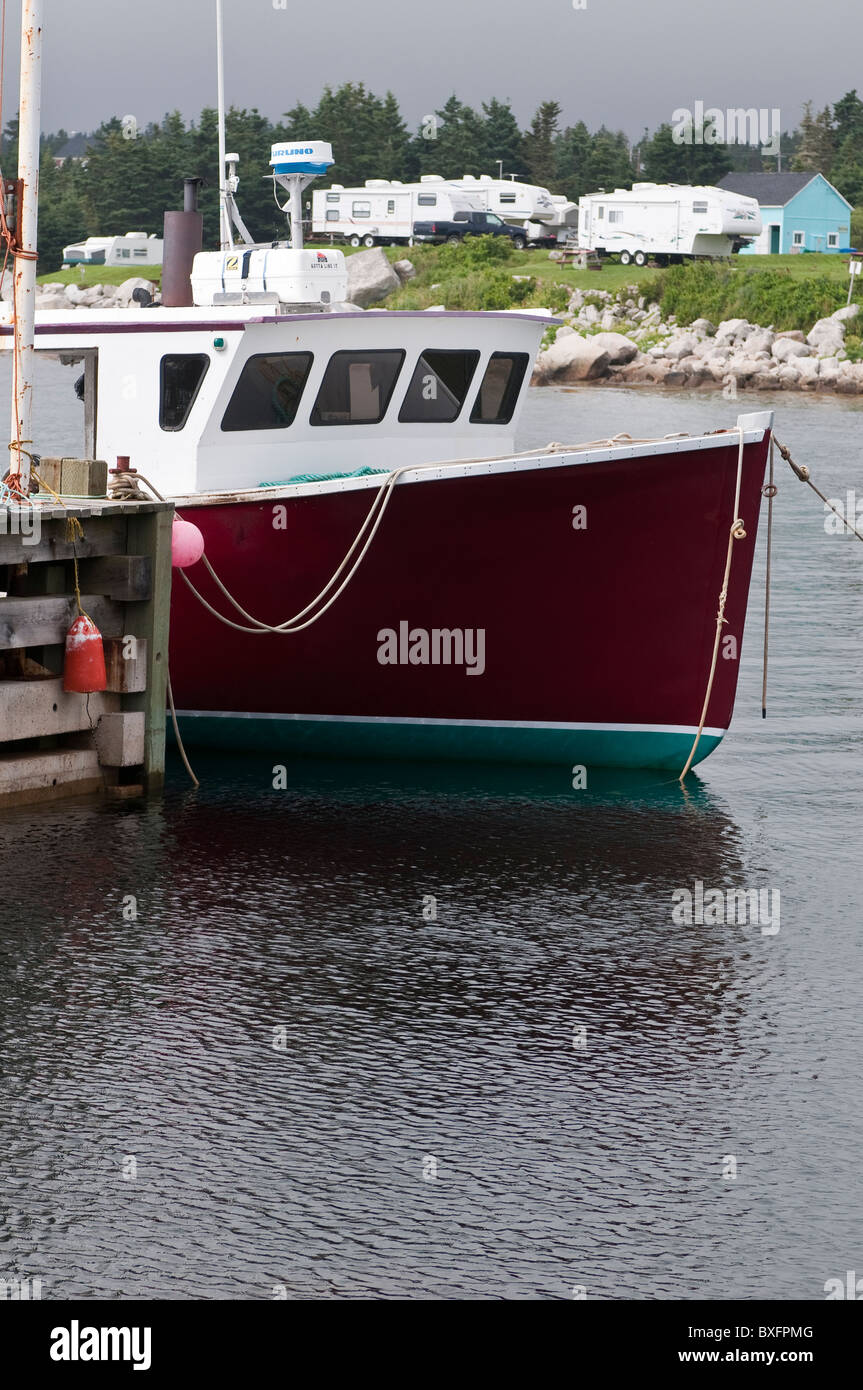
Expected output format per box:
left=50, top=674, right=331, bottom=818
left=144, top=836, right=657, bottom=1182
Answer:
left=0, top=6, right=773, bottom=775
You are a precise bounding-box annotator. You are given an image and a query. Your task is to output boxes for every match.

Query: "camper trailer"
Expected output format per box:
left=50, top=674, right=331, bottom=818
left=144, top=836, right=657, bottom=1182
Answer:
left=525, top=195, right=580, bottom=247
left=62, top=232, right=164, bottom=268
left=311, top=179, right=483, bottom=246
left=577, top=183, right=762, bottom=264
left=447, top=175, right=557, bottom=224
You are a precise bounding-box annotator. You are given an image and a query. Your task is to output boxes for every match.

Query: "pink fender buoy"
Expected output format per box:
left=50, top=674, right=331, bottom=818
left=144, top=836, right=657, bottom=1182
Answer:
left=63, top=615, right=107, bottom=693
left=171, top=515, right=205, bottom=569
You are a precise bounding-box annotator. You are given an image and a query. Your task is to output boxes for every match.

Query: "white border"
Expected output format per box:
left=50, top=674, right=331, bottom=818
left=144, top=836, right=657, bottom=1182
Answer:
left=174, top=711, right=726, bottom=737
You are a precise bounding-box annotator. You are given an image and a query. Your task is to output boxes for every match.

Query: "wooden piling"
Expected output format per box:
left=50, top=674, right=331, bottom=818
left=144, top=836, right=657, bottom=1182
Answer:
left=0, top=497, right=174, bottom=808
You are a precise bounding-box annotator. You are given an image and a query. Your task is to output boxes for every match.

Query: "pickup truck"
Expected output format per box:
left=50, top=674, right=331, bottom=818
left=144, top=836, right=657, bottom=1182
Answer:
left=412, top=210, right=528, bottom=249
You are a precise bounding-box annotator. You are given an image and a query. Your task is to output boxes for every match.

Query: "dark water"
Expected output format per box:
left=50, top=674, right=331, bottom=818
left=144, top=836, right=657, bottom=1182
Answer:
left=1, top=375, right=862, bottom=1300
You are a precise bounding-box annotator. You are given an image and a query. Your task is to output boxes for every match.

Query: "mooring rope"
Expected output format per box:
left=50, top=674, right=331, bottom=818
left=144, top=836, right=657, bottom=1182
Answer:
left=774, top=436, right=863, bottom=544
left=761, top=439, right=778, bottom=719
left=679, top=426, right=747, bottom=783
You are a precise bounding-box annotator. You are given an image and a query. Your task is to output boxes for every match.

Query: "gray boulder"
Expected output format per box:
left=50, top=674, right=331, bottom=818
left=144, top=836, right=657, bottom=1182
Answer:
left=588, top=330, right=638, bottom=365
left=772, top=337, right=812, bottom=361
left=716, top=318, right=752, bottom=343
left=807, top=316, right=845, bottom=355
left=831, top=304, right=861, bottom=323
left=116, top=276, right=159, bottom=307
left=535, top=332, right=611, bottom=382
left=392, top=258, right=416, bottom=282
left=746, top=328, right=775, bottom=355
left=664, top=333, right=699, bottom=360
left=345, top=248, right=401, bottom=307
left=689, top=317, right=716, bottom=336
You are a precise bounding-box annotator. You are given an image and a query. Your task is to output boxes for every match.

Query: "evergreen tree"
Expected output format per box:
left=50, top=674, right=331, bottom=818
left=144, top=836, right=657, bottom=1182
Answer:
left=833, top=90, right=863, bottom=147
left=480, top=98, right=524, bottom=176
left=521, top=101, right=561, bottom=187
left=554, top=121, right=593, bottom=201
left=414, top=95, right=486, bottom=178
left=641, top=122, right=732, bottom=184
left=283, top=83, right=410, bottom=188
left=584, top=127, right=633, bottom=195
left=792, top=101, right=835, bottom=173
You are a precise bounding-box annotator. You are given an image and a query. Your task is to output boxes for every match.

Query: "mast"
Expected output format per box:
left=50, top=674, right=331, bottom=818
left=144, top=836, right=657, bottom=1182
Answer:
left=215, top=0, right=231, bottom=249
left=9, top=0, right=42, bottom=490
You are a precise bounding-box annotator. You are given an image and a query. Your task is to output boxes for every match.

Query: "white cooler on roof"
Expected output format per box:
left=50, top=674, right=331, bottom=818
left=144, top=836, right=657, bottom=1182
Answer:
left=191, top=247, right=347, bottom=307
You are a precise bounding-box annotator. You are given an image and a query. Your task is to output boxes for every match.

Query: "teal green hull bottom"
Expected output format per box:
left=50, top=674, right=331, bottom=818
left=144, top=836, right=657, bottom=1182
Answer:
left=172, top=714, right=724, bottom=772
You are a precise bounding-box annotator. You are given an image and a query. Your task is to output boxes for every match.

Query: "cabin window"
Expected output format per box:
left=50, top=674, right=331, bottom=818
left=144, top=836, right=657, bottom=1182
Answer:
left=470, top=352, right=529, bottom=425
left=793, top=230, right=805, bottom=246
left=398, top=349, right=481, bottom=423
left=596, top=206, right=604, bottom=220
left=352, top=201, right=371, bottom=218
left=325, top=209, right=340, bottom=222
left=608, top=210, right=623, bottom=223
left=417, top=193, right=437, bottom=206
left=828, top=232, right=839, bottom=248
left=326, top=193, right=340, bottom=203
left=221, top=352, right=313, bottom=432
left=387, top=200, right=395, bottom=214
left=692, top=201, right=708, bottom=213
left=160, top=353, right=210, bottom=432
left=311, top=350, right=405, bottom=426
left=499, top=192, right=517, bottom=204
left=453, top=211, right=469, bottom=221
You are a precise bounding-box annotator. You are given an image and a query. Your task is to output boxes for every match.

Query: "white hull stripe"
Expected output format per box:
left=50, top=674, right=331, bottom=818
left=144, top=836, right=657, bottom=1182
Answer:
left=173, top=711, right=726, bottom=737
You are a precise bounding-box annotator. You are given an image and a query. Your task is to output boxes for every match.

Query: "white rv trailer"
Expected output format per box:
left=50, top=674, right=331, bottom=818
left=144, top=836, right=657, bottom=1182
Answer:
left=525, top=194, right=580, bottom=246
left=311, top=179, right=484, bottom=246
left=62, top=232, right=164, bottom=267
left=445, top=174, right=557, bottom=223
left=577, top=183, right=762, bottom=264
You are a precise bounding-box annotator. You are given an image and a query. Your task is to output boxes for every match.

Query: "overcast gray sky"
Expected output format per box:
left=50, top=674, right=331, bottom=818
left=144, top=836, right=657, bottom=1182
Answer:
left=1, top=0, right=861, bottom=140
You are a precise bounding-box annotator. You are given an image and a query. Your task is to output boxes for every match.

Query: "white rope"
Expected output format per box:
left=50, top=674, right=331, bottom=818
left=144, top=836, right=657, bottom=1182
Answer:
left=179, top=462, right=412, bottom=635
left=679, top=425, right=747, bottom=783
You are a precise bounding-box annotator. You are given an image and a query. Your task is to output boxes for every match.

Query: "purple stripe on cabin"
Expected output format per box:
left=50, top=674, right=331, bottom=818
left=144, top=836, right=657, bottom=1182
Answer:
left=0, top=309, right=556, bottom=337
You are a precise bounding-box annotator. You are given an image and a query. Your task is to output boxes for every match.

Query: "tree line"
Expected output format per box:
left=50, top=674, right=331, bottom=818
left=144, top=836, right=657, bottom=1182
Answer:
left=3, top=84, right=863, bottom=272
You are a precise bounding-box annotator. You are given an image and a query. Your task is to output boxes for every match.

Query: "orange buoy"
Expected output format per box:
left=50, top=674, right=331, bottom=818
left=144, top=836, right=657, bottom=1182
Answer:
left=63, top=614, right=107, bottom=693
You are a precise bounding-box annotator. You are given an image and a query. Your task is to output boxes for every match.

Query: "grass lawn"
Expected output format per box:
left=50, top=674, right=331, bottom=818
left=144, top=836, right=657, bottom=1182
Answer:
left=37, top=265, right=162, bottom=287
left=513, top=250, right=860, bottom=300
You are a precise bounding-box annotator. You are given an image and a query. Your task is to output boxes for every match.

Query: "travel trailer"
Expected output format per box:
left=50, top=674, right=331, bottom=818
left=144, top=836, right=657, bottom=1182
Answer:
left=311, top=179, right=483, bottom=246
left=525, top=194, right=580, bottom=246
left=62, top=231, right=164, bottom=268
left=446, top=175, right=557, bottom=224
left=577, top=183, right=762, bottom=264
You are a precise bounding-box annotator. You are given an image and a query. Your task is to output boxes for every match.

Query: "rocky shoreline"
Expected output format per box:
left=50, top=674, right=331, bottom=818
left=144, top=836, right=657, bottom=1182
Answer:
left=19, top=254, right=863, bottom=398
left=532, top=286, right=863, bottom=395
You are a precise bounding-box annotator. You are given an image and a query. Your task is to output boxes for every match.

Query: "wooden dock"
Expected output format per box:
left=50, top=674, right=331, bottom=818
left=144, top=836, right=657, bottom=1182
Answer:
left=0, top=495, right=173, bottom=808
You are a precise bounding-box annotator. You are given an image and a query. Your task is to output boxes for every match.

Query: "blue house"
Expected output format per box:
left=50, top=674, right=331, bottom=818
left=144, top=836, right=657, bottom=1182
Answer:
left=716, top=171, right=853, bottom=254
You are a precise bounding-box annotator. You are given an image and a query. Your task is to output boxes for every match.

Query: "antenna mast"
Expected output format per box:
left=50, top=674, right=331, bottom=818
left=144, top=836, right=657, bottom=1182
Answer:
left=215, top=0, right=231, bottom=249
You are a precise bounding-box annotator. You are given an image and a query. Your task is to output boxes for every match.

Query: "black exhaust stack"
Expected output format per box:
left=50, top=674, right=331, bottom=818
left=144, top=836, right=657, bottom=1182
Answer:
left=162, top=177, right=204, bottom=308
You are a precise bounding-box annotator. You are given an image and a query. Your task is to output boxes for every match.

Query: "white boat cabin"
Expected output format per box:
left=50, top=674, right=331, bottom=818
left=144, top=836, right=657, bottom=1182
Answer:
left=0, top=304, right=546, bottom=497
